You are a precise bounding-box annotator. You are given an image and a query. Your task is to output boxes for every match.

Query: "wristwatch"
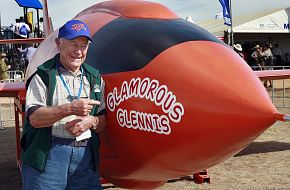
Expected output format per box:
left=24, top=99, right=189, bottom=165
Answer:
left=91, top=119, right=98, bottom=130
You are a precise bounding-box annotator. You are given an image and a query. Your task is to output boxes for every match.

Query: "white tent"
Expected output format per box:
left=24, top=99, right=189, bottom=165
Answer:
left=234, top=7, right=290, bottom=33
left=199, top=7, right=290, bottom=64
left=199, top=7, right=289, bottom=36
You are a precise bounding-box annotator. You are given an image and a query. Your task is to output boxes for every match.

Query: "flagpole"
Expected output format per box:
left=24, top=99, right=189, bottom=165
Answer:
left=229, top=0, right=234, bottom=46
left=0, top=11, right=3, bottom=53
left=0, top=11, right=1, bottom=29
left=0, top=11, right=2, bottom=34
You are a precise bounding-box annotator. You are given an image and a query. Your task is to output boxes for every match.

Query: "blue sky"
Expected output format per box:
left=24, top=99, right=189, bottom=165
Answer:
left=1, top=0, right=290, bottom=29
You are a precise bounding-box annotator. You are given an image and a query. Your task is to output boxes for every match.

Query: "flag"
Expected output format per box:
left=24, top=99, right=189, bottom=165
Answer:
left=218, top=0, right=231, bottom=26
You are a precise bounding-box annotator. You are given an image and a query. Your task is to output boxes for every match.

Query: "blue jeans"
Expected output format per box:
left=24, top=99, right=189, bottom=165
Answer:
left=22, top=138, right=103, bottom=190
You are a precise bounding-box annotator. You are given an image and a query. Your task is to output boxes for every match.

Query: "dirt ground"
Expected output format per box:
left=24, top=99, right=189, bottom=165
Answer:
left=0, top=80, right=289, bottom=190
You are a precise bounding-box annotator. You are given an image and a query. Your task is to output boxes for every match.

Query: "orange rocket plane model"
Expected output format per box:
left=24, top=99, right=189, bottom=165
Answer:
left=4, top=0, right=290, bottom=189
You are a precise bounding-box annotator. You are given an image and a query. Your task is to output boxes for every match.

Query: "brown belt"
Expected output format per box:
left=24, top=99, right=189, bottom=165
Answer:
left=52, top=137, right=90, bottom=147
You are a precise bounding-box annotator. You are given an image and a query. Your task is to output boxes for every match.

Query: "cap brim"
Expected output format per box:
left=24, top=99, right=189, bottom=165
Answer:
left=63, top=35, right=93, bottom=42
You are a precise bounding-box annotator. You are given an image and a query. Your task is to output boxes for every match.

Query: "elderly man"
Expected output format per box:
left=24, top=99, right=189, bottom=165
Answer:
left=21, top=20, right=106, bottom=190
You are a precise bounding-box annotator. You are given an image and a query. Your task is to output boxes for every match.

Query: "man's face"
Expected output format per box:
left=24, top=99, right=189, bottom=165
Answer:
left=56, top=36, right=89, bottom=72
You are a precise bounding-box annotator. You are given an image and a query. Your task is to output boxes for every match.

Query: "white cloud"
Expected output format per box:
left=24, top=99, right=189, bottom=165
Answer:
left=48, top=0, right=101, bottom=28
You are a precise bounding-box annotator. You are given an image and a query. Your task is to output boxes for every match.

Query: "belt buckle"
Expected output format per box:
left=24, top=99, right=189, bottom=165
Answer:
left=74, top=140, right=82, bottom=147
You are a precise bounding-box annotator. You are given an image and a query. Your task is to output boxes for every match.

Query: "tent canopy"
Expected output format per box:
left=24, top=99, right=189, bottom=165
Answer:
left=15, top=0, right=43, bottom=9
left=199, top=7, right=290, bottom=36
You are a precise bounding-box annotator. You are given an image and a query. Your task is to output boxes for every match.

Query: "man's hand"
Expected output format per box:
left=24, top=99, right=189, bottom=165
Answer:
left=69, top=99, right=100, bottom=116
left=64, top=115, right=97, bottom=136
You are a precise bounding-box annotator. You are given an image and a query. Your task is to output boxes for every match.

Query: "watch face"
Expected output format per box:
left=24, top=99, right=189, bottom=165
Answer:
left=92, top=122, right=97, bottom=130
left=67, top=95, right=77, bottom=102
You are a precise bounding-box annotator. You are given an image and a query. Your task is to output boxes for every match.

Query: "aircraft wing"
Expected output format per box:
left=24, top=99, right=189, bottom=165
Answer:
left=254, top=69, right=290, bottom=81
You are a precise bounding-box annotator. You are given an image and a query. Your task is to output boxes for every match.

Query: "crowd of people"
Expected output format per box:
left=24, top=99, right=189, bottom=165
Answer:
left=233, top=42, right=287, bottom=69
left=13, top=16, right=31, bottom=43
left=12, top=16, right=44, bottom=40
left=233, top=42, right=286, bottom=87
left=0, top=16, right=41, bottom=78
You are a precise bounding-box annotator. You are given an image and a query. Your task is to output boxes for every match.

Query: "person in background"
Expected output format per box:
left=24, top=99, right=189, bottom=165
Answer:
left=15, top=16, right=31, bottom=49
left=18, top=44, right=37, bottom=73
left=258, top=43, right=274, bottom=88
left=234, top=44, right=245, bottom=60
left=271, top=43, right=283, bottom=66
left=0, top=53, right=11, bottom=130
left=0, top=53, right=11, bottom=81
left=259, top=44, right=273, bottom=61
left=21, top=20, right=106, bottom=190
left=251, top=45, right=262, bottom=69
left=18, top=44, right=37, bottom=62
left=13, top=18, right=21, bottom=39
left=18, top=16, right=31, bottom=39
left=259, top=43, right=274, bottom=68
left=13, top=18, right=22, bottom=50
left=34, top=17, right=44, bottom=38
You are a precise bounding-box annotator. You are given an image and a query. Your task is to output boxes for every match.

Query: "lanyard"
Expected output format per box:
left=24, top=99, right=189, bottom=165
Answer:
left=57, top=62, right=84, bottom=101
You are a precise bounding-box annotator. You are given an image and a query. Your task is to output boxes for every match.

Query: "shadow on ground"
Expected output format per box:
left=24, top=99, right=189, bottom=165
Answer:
left=235, top=141, right=290, bottom=157
left=0, top=160, right=21, bottom=189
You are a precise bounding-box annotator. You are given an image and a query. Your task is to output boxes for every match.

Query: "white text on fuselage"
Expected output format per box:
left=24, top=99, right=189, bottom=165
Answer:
left=107, top=77, right=185, bottom=135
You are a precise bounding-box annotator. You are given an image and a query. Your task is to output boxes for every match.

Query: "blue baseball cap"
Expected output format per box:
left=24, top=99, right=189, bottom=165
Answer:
left=58, top=20, right=93, bottom=42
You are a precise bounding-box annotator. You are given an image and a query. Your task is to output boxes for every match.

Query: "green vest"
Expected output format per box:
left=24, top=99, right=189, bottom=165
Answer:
left=21, top=54, right=102, bottom=171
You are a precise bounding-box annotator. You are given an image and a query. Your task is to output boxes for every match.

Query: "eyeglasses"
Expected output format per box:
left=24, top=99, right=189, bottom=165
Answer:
left=61, top=39, right=89, bottom=52
left=68, top=42, right=89, bottom=51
